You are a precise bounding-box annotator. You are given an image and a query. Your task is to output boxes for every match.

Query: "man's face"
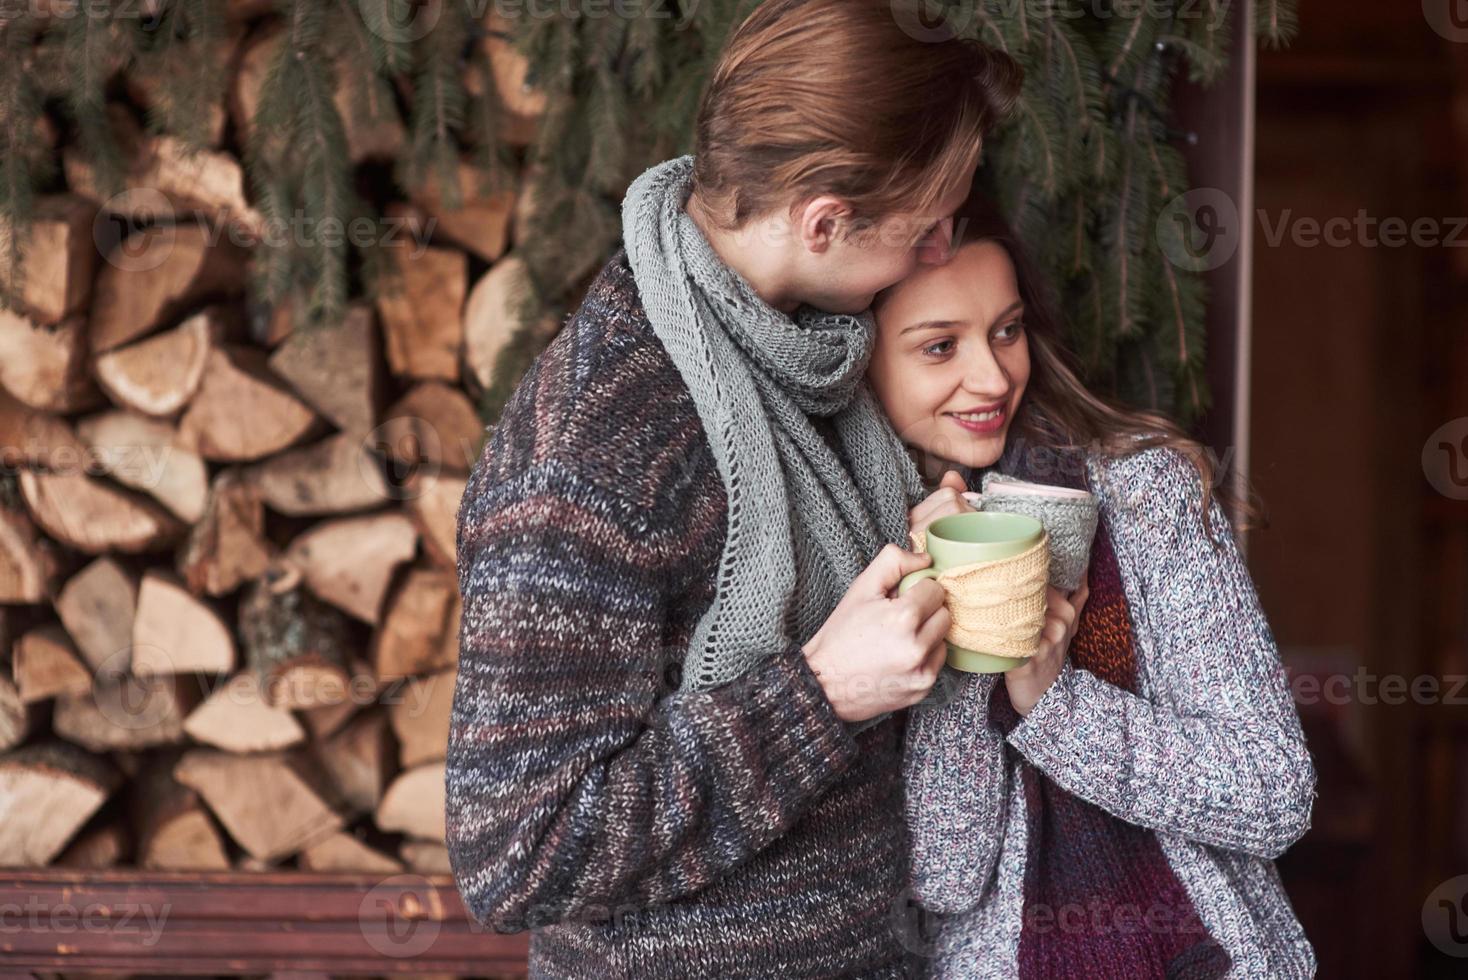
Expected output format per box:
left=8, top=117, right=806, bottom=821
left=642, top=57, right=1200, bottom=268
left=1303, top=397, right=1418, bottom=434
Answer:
left=795, top=174, right=974, bottom=314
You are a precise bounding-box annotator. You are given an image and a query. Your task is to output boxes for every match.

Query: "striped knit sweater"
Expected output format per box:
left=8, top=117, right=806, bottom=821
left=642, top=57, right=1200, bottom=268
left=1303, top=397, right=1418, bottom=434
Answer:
left=903, top=444, right=1319, bottom=977
left=446, top=248, right=922, bottom=978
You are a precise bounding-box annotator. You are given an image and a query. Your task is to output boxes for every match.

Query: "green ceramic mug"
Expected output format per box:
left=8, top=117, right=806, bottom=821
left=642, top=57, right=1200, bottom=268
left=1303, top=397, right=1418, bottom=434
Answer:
left=898, top=511, right=1046, bottom=673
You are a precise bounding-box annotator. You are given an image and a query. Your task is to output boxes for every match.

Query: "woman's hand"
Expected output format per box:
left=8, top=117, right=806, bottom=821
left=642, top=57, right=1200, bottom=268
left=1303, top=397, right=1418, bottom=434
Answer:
left=909, top=469, right=977, bottom=540
left=1005, top=570, right=1090, bottom=716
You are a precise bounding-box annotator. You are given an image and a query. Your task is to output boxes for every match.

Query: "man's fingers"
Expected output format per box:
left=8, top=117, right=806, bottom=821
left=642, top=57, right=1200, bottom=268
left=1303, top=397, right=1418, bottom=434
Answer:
left=915, top=600, right=952, bottom=652
left=861, top=543, right=932, bottom=597
left=900, top=576, right=947, bottom=617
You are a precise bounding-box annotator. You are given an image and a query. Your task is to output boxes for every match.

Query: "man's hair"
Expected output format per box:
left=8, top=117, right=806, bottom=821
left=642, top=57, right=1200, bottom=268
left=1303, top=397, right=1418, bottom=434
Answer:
left=691, top=0, right=1023, bottom=230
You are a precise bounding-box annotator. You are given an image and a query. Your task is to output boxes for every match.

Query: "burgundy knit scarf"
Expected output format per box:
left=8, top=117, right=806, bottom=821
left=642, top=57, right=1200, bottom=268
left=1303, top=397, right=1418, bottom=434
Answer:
left=982, top=450, right=1232, bottom=979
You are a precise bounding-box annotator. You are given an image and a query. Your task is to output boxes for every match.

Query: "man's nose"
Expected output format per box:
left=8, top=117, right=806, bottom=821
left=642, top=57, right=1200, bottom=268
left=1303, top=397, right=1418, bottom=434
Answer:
left=917, top=217, right=955, bottom=266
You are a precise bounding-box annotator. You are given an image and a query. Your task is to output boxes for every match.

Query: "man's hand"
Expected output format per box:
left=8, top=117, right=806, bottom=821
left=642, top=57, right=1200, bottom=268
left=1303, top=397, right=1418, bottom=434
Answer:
left=802, top=544, right=951, bottom=722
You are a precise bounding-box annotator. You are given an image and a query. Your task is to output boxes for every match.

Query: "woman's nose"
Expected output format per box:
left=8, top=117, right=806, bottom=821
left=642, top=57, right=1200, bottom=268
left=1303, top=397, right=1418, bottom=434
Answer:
left=959, top=344, right=1006, bottom=392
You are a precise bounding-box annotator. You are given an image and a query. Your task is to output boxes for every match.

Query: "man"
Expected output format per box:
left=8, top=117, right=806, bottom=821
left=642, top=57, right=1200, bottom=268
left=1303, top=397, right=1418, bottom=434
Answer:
left=446, top=1, right=1020, bottom=974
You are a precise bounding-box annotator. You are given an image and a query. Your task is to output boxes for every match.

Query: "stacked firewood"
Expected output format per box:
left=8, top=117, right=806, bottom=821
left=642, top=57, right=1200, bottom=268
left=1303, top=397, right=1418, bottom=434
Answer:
left=0, top=10, right=553, bottom=875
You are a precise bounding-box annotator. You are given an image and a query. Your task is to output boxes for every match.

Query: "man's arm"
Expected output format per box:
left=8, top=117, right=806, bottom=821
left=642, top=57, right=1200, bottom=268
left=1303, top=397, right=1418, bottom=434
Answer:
left=445, top=454, right=860, bottom=932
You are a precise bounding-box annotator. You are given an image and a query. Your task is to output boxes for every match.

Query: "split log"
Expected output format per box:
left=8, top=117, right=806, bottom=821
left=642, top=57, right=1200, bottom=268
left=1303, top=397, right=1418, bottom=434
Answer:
left=297, top=831, right=403, bottom=874
left=312, top=708, right=393, bottom=817
left=0, top=386, right=87, bottom=471
left=239, top=567, right=354, bottom=710
left=53, top=673, right=199, bottom=752
left=173, top=748, right=345, bottom=863
left=89, top=222, right=246, bottom=354
left=404, top=472, right=467, bottom=570
left=233, top=25, right=405, bottom=166
left=75, top=411, right=209, bottom=523
left=135, top=136, right=265, bottom=235
left=131, top=570, right=236, bottom=676
left=20, top=468, right=185, bottom=555
left=375, top=761, right=446, bottom=841
left=409, top=161, right=515, bottom=263
left=183, top=671, right=305, bottom=753
left=54, top=817, right=130, bottom=869
left=247, top=431, right=390, bottom=516
left=388, top=669, right=454, bottom=768
left=375, top=245, right=467, bottom=382
left=129, top=753, right=231, bottom=870
left=0, top=740, right=120, bottom=865
left=379, top=382, right=482, bottom=477
left=12, top=623, right=92, bottom=702
left=372, top=568, right=461, bottom=682
left=55, top=557, right=138, bottom=676
left=284, top=512, right=418, bottom=624
left=299, top=656, right=384, bottom=740
left=125, top=35, right=235, bottom=148
left=475, top=13, right=545, bottom=146
left=178, top=345, right=320, bottom=461
left=266, top=303, right=380, bottom=435
left=0, top=309, right=102, bottom=413
left=399, top=840, right=451, bottom=875
left=177, top=468, right=274, bottom=597
left=0, top=504, right=58, bottom=604
left=0, top=661, right=33, bottom=751
left=2, top=194, right=96, bottom=324
left=92, top=309, right=216, bottom=417
left=464, top=255, right=558, bottom=393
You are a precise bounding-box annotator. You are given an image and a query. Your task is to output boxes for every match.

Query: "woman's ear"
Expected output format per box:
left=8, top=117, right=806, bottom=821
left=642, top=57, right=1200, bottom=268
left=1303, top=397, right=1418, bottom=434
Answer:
left=796, top=195, right=852, bottom=254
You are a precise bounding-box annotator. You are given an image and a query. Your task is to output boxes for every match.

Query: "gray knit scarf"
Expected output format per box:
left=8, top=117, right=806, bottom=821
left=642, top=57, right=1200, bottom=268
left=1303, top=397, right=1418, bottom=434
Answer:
left=622, top=155, right=926, bottom=721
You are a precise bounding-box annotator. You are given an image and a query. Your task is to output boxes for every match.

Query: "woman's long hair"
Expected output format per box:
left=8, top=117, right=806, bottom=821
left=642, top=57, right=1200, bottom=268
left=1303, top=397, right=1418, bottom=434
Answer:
left=950, top=190, right=1266, bottom=541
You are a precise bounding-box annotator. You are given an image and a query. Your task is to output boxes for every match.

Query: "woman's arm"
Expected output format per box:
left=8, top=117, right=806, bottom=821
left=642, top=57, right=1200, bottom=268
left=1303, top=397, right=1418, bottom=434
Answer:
left=445, top=454, right=860, bottom=931
left=1003, top=447, right=1317, bottom=859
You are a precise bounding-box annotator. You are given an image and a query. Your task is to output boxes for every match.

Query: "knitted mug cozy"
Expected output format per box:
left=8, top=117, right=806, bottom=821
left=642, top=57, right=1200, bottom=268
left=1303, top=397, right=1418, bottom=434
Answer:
left=909, top=529, right=1050, bottom=659
left=978, top=472, right=1100, bottom=592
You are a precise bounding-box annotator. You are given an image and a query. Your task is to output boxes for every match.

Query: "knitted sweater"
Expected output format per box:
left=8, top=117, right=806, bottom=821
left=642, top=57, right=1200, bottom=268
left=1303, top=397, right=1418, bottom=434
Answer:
left=446, top=248, right=921, bottom=978
left=903, top=445, right=1319, bottom=977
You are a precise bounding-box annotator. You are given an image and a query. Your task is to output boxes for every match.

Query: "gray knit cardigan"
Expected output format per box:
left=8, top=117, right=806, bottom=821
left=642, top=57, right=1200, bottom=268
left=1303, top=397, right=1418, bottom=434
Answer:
left=902, top=445, right=1319, bottom=978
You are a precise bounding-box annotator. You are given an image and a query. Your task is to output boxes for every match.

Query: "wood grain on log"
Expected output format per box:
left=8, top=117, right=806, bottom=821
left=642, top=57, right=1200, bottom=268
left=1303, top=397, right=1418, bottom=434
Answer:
left=0, top=740, right=119, bottom=865
left=92, top=309, right=216, bottom=417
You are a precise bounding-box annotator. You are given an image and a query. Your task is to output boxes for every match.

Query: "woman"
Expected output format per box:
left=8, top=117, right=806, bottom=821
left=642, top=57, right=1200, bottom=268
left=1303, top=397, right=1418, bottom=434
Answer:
left=867, top=191, right=1319, bottom=977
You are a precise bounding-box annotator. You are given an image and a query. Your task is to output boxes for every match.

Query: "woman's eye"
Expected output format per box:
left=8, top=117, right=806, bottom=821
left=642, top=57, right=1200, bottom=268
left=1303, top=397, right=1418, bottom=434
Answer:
left=921, top=339, right=954, bottom=357
left=997, top=320, right=1025, bottom=341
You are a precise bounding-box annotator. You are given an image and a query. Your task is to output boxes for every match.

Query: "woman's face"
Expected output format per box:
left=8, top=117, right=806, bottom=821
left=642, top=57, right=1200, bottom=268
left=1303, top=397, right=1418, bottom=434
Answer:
left=868, top=239, right=1031, bottom=473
